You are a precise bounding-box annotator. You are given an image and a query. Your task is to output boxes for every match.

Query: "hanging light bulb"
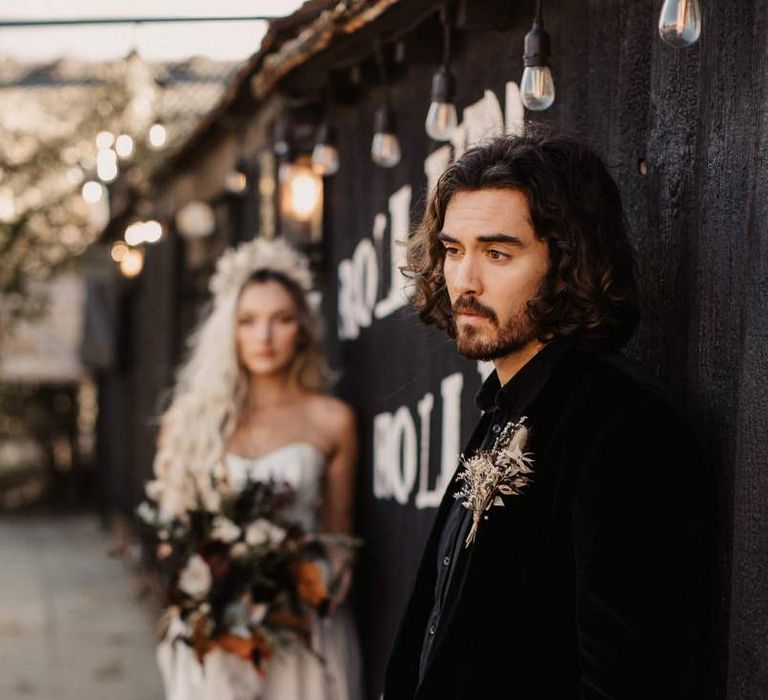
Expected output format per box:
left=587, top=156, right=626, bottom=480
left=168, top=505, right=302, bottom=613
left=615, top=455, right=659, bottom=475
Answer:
left=658, top=0, right=701, bottom=47
left=272, top=118, right=292, bottom=161
left=371, top=104, right=402, bottom=168
left=311, top=123, right=340, bottom=176
left=425, top=4, right=458, bottom=141
left=520, top=0, right=555, bottom=111
left=426, top=68, right=458, bottom=141
left=225, top=159, right=249, bottom=194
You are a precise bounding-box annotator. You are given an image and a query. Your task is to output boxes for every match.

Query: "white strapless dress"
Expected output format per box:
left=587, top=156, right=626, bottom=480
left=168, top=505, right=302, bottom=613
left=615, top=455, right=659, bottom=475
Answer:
left=156, top=442, right=363, bottom=700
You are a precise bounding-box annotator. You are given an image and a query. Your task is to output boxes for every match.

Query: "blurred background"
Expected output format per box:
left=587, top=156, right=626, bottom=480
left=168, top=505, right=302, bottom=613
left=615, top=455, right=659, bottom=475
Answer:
left=0, top=3, right=300, bottom=699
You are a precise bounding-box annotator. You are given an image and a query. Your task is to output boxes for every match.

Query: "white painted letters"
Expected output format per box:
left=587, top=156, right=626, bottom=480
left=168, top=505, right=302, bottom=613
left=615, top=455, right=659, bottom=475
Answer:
left=373, top=372, right=464, bottom=509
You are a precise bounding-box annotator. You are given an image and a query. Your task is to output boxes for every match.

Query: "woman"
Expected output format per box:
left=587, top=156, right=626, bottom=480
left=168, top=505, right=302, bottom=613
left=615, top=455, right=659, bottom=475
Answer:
left=149, top=238, right=362, bottom=700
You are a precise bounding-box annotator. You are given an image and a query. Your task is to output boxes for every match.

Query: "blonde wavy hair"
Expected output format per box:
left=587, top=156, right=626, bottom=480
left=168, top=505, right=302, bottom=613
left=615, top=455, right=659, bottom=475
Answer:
left=147, top=240, right=331, bottom=520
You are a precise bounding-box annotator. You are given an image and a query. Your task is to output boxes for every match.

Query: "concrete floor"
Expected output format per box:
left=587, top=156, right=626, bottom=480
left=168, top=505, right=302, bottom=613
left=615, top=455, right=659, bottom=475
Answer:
left=0, top=515, right=164, bottom=700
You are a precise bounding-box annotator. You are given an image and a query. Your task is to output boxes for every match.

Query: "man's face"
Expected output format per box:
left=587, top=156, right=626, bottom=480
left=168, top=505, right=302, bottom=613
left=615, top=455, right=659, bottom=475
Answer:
left=440, top=188, right=550, bottom=361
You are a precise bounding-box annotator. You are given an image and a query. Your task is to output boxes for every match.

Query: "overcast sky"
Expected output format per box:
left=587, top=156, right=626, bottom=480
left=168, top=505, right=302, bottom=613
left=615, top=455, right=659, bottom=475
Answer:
left=0, top=1, right=305, bottom=62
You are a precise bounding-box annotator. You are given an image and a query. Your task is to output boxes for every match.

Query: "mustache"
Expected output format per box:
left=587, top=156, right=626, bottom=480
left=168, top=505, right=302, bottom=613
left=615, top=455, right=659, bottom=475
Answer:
left=452, top=296, right=498, bottom=325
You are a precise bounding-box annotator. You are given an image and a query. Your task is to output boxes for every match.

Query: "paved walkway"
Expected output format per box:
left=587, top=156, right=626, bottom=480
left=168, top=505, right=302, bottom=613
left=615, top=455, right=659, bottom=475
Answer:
left=0, top=515, right=164, bottom=700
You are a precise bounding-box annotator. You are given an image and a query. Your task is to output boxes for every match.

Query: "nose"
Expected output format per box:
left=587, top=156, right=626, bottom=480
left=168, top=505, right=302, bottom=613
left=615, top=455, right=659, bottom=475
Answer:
left=451, top=252, right=483, bottom=297
left=254, top=319, right=272, bottom=344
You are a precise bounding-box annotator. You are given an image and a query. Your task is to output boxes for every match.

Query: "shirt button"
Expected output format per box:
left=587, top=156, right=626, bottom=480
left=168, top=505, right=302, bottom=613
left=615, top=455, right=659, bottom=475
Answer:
left=429, top=625, right=436, bottom=636
left=442, top=556, right=451, bottom=566
left=492, top=423, right=501, bottom=434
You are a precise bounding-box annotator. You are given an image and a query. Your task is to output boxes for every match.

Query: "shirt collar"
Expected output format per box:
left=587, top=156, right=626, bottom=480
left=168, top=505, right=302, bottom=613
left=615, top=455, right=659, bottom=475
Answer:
left=474, top=338, right=574, bottom=415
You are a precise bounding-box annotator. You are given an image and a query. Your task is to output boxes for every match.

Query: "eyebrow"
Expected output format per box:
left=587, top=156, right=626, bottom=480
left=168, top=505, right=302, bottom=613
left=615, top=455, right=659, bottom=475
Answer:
left=438, top=231, right=525, bottom=247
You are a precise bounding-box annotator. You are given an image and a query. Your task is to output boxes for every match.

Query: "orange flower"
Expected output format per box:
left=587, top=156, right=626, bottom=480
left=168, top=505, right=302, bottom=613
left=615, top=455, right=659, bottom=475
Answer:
left=295, top=560, right=328, bottom=608
left=196, top=631, right=273, bottom=672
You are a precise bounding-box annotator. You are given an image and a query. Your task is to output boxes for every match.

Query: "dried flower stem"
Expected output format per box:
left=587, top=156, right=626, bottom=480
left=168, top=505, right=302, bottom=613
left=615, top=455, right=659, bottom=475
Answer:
left=454, top=417, right=534, bottom=546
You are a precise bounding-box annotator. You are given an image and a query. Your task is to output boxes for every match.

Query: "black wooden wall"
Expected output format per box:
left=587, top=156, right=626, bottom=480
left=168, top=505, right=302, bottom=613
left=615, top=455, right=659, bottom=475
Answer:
left=305, top=1, right=768, bottom=697
left=89, top=1, right=767, bottom=697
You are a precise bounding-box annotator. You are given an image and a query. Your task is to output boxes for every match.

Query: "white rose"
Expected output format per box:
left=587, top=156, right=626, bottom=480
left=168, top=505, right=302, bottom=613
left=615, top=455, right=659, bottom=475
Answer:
left=145, top=480, right=164, bottom=501
left=269, top=523, right=286, bottom=545
left=245, top=519, right=271, bottom=547
left=178, top=555, right=212, bottom=599
left=230, top=542, right=248, bottom=559
left=210, top=516, right=241, bottom=543
left=245, top=519, right=285, bottom=547
left=136, top=501, right=156, bottom=524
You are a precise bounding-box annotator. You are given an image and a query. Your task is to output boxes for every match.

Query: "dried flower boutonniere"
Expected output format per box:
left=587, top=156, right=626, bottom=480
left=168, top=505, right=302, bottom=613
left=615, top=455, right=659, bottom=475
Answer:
left=453, top=417, right=534, bottom=546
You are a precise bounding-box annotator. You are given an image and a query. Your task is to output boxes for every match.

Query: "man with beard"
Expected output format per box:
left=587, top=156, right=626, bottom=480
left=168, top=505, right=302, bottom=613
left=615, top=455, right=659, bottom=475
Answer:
left=384, top=130, right=713, bottom=699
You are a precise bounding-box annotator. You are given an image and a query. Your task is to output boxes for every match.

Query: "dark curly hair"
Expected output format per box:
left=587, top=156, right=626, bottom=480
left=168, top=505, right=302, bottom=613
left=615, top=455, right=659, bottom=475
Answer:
left=403, top=127, right=640, bottom=351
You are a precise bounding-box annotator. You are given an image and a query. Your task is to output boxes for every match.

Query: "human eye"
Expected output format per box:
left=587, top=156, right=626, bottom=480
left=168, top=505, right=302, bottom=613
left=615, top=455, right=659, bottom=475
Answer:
left=272, top=311, right=297, bottom=325
left=442, top=244, right=461, bottom=257
left=487, top=248, right=510, bottom=261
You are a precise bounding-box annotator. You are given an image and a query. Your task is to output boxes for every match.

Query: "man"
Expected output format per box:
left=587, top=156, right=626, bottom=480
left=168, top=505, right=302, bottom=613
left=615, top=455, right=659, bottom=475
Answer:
left=384, top=130, right=712, bottom=699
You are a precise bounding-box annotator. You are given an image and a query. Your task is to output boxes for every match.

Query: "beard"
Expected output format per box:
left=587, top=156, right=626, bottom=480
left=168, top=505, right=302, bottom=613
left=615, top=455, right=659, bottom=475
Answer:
left=452, top=295, right=538, bottom=361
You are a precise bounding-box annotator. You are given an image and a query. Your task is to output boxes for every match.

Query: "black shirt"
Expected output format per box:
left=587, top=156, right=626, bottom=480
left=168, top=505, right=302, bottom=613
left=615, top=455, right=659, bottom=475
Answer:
left=417, top=340, right=573, bottom=683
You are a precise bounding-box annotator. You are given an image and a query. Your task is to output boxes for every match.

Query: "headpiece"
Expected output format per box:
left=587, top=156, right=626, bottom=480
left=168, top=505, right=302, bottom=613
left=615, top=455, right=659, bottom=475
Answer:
left=209, top=237, right=313, bottom=301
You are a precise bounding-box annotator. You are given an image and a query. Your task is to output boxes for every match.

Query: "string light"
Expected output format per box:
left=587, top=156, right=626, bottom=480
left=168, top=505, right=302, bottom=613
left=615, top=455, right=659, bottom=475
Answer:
left=520, top=0, right=555, bottom=111
left=371, top=45, right=402, bottom=168
left=148, top=121, right=167, bottom=150
left=225, top=159, right=249, bottom=194
left=115, top=134, right=135, bottom=159
left=659, top=0, right=701, bottom=47
left=110, top=241, right=129, bottom=262
left=96, top=148, right=118, bottom=182
left=142, top=220, right=163, bottom=244
left=120, top=248, right=144, bottom=278
left=81, top=180, right=104, bottom=204
left=124, top=220, right=163, bottom=246
left=371, top=104, right=401, bottom=168
left=272, top=118, right=292, bottom=161
left=312, top=123, right=340, bottom=176
left=425, top=3, right=458, bottom=142
left=175, top=201, right=215, bottom=240
left=95, top=130, right=115, bottom=150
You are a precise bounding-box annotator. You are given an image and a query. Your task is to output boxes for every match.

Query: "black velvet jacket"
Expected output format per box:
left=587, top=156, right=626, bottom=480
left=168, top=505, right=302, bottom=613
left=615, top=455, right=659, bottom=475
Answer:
left=384, top=346, right=712, bottom=699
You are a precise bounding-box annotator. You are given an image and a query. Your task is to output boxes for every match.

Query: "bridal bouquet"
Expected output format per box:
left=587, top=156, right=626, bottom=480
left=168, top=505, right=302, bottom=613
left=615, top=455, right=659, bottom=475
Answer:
left=136, top=479, right=360, bottom=673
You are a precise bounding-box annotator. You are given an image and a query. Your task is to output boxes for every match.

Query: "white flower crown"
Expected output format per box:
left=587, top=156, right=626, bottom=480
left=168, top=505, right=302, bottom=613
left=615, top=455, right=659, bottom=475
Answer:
left=209, top=237, right=313, bottom=301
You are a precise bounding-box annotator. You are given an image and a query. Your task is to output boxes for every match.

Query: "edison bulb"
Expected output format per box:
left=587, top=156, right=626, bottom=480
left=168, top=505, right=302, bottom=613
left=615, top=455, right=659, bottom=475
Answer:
left=371, top=133, right=401, bottom=168
left=520, top=65, right=555, bottom=111
left=225, top=170, right=247, bottom=194
left=311, top=143, right=340, bottom=176
left=425, top=101, right=458, bottom=142
left=659, top=0, right=701, bottom=47
left=371, top=105, right=401, bottom=168
left=425, top=67, right=458, bottom=141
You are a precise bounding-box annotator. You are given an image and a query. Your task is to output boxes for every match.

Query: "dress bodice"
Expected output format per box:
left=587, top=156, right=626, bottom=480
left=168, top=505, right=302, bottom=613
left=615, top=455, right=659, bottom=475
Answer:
left=224, top=441, right=326, bottom=532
